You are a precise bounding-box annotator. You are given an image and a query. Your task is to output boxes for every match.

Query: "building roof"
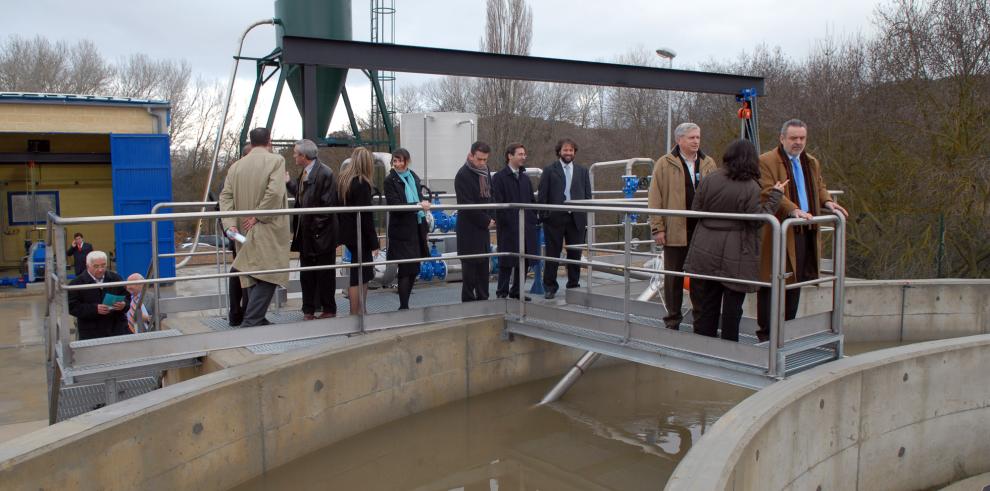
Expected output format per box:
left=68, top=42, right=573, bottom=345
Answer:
left=0, top=92, right=170, bottom=108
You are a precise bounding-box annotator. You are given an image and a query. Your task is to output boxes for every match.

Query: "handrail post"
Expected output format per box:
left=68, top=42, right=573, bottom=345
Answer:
left=517, top=208, right=526, bottom=320
left=623, top=212, right=631, bottom=342
left=831, top=213, right=846, bottom=356
left=586, top=209, right=594, bottom=296
left=357, top=210, right=365, bottom=331
left=151, top=216, right=160, bottom=330
left=52, top=223, right=71, bottom=365
left=767, top=217, right=782, bottom=377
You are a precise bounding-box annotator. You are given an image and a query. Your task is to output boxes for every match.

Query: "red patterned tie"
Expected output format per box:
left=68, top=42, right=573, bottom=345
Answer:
left=127, top=294, right=141, bottom=333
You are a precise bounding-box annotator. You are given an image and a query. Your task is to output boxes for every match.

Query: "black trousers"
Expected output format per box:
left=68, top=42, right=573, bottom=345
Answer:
left=662, top=245, right=703, bottom=328
left=497, top=258, right=532, bottom=297
left=694, top=281, right=746, bottom=341
left=228, top=267, right=249, bottom=325
left=243, top=279, right=276, bottom=327
left=461, top=257, right=490, bottom=302
left=300, top=254, right=336, bottom=315
left=757, top=230, right=815, bottom=337
left=543, top=214, right=584, bottom=291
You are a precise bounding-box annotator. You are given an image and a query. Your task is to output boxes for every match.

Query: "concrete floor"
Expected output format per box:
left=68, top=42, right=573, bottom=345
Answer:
left=0, top=286, right=48, bottom=442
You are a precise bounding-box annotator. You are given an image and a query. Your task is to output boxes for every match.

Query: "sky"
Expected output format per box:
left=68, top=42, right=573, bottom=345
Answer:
left=3, top=0, right=882, bottom=139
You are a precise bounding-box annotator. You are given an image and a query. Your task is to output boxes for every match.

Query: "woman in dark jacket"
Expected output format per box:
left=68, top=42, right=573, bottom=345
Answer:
left=336, top=147, right=380, bottom=315
left=384, top=148, right=431, bottom=310
left=684, top=140, right=787, bottom=342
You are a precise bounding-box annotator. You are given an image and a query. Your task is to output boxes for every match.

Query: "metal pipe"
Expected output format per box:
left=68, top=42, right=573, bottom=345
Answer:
left=767, top=217, right=782, bottom=376
left=538, top=351, right=601, bottom=405
left=357, top=210, right=365, bottom=328
left=518, top=208, right=525, bottom=320
left=180, top=18, right=277, bottom=269
left=151, top=213, right=160, bottom=329
left=623, top=213, right=631, bottom=342
left=833, top=212, right=847, bottom=353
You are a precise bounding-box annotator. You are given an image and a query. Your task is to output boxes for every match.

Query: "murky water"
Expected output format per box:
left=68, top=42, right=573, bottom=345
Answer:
left=233, top=363, right=753, bottom=491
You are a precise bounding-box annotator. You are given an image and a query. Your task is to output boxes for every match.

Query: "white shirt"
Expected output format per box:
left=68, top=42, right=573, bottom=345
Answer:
left=302, top=160, right=316, bottom=179
left=682, top=155, right=698, bottom=186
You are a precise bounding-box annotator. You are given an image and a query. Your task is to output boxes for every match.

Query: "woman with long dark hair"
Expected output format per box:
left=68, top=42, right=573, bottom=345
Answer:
left=336, top=147, right=380, bottom=315
left=684, top=140, right=787, bottom=342
left=384, top=148, right=431, bottom=310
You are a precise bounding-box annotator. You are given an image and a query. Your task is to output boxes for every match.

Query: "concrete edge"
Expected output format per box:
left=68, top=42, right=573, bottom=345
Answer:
left=0, top=317, right=473, bottom=465
left=665, top=334, right=990, bottom=491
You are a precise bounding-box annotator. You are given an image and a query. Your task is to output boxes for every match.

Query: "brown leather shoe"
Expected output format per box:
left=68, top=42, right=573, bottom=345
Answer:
left=318, top=312, right=335, bottom=319
left=303, top=314, right=316, bottom=321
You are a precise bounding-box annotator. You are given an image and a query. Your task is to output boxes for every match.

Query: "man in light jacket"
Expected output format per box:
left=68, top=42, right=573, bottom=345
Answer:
left=648, top=123, right=718, bottom=330
left=219, top=127, right=290, bottom=327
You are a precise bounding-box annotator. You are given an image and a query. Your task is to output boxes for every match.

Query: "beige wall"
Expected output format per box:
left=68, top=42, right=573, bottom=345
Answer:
left=0, top=104, right=160, bottom=134
left=666, top=335, right=990, bottom=491
left=0, top=317, right=593, bottom=490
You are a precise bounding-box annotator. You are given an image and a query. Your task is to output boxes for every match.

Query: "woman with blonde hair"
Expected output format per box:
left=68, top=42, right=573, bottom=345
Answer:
left=335, top=147, right=380, bottom=315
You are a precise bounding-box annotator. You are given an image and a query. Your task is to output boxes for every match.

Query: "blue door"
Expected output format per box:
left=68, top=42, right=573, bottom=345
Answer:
left=110, top=134, right=175, bottom=279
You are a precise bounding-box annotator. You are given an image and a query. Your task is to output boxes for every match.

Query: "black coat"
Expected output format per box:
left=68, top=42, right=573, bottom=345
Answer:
left=67, top=270, right=130, bottom=339
left=685, top=169, right=783, bottom=293
left=287, top=161, right=337, bottom=257
left=66, top=242, right=93, bottom=276
left=454, top=163, right=494, bottom=255
left=491, top=166, right=538, bottom=254
left=384, top=169, right=429, bottom=260
left=537, top=160, right=592, bottom=229
left=336, top=178, right=379, bottom=261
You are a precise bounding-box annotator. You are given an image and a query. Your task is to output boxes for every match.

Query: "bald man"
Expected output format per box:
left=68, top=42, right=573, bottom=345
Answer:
left=125, top=273, right=163, bottom=333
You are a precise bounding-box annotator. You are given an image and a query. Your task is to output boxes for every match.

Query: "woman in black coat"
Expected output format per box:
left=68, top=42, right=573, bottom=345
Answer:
left=684, top=140, right=787, bottom=342
left=336, top=147, right=380, bottom=315
left=384, top=148, right=431, bottom=310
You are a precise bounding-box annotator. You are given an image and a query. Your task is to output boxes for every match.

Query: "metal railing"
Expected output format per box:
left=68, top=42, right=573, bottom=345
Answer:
left=45, top=198, right=845, bottom=381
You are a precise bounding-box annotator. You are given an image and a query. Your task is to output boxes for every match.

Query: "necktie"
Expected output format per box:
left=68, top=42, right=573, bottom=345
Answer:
left=299, top=169, right=309, bottom=196
left=564, top=164, right=573, bottom=201
left=127, top=293, right=141, bottom=333
left=790, top=156, right=810, bottom=212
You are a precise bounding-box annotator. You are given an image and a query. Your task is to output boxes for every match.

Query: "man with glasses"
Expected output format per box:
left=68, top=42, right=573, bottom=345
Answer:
left=67, top=250, right=130, bottom=339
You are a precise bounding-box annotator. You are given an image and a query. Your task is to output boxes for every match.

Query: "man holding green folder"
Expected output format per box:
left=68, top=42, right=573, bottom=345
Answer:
left=68, top=250, right=130, bottom=340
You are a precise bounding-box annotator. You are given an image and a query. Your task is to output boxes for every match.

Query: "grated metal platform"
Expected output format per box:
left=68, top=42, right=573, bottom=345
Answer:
left=56, top=377, right=159, bottom=422
left=198, top=282, right=500, bottom=354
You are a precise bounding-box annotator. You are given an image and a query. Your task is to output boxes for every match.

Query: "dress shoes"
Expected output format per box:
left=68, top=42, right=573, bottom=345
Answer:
left=318, top=312, right=335, bottom=319
left=544, top=289, right=557, bottom=299
left=303, top=314, right=316, bottom=321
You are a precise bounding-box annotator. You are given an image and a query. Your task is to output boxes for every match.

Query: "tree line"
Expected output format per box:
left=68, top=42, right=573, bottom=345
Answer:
left=1, top=0, right=986, bottom=279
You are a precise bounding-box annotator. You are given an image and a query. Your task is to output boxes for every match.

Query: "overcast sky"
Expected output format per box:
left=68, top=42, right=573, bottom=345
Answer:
left=5, top=0, right=882, bottom=138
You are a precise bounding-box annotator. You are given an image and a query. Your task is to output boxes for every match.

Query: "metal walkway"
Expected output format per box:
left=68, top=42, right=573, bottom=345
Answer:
left=508, top=288, right=840, bottom=390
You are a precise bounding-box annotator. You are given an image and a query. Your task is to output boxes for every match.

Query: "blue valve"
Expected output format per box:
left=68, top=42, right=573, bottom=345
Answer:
left=622, top=175, right=640, bottom=222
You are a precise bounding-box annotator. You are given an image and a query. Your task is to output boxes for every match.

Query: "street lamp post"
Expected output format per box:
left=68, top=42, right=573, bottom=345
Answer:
left=656, top=47, right=677, bottom=152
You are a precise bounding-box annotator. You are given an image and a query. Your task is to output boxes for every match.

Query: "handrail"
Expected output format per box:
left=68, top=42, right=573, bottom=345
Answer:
left=45, top=199, right=848, bottom=385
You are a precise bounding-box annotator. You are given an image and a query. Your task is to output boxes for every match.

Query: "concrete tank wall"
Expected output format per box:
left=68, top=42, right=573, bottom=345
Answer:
left=666, top=334, right=990, bottom=491
left=0, top=316, right=591, bottom=490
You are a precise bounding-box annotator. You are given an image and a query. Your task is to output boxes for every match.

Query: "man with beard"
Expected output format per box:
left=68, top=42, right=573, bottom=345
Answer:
left=492, top=142, right=538, bottom=301
left=537, top=138, right=591, bottom=299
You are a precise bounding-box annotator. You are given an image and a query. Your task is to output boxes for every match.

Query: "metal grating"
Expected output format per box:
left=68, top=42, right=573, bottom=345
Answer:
left=57, top=377, right=159, bottom=422
left=198, top=282, right=499, bottom=354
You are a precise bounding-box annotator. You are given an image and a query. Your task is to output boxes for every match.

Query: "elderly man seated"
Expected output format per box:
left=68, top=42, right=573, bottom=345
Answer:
left=124, top=273, right=164, bottom=333
left=67, top=251, right=130, bottom=340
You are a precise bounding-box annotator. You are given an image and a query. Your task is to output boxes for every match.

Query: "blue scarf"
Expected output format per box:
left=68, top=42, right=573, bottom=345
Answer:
left=396, top=169, right=425, bottom=223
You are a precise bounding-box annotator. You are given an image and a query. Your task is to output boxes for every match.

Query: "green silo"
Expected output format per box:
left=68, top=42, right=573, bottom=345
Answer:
left=275, top=0, right=351, bottom=139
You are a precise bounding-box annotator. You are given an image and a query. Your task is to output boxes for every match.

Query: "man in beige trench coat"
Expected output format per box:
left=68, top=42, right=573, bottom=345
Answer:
left=220, top=127, right=290, bottom=327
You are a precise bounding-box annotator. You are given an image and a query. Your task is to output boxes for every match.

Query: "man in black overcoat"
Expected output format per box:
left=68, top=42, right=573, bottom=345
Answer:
left=454, top=141, right=495, bottom=302
left=286, top=139, right=338, bottom=320
left=536, top=138, right=592, bottom=299
left=492, top=142, right=538, bottom=300
left=67, top=250, right=130, bottom=340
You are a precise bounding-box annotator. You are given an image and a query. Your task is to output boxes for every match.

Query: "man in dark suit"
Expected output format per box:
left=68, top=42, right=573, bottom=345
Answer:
left=67, top=250, right=130, bottom=340
left=537, top=138, right=592, bottom=299
left=286, top=139, right=338, bottom=320
left=65, top=232, right=94, bottom=277
left=455, top=141, right=495, bottom=302
left=492, top=142, right=537, bottom=300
